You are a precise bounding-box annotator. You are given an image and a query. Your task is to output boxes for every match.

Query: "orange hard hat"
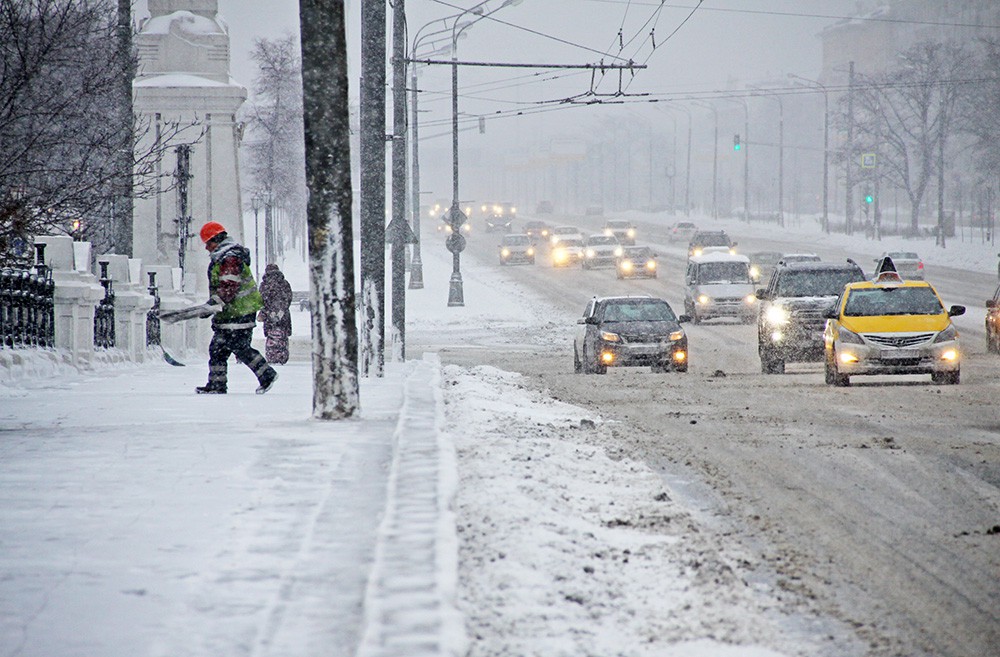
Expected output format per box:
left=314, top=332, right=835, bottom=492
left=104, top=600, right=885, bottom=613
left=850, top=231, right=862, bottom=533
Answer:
left=200, top=221, right=226, bottom=243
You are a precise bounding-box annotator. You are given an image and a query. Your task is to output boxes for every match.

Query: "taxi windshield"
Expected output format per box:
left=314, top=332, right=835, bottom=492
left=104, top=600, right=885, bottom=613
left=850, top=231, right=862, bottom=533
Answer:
left=843, top=287, right=944, bottom=316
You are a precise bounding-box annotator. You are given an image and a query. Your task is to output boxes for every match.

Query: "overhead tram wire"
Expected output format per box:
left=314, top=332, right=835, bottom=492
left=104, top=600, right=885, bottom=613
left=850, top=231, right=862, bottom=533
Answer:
left=621, top=0, right=702, bottom=92
left=581, top=0, right=1000, bottom=30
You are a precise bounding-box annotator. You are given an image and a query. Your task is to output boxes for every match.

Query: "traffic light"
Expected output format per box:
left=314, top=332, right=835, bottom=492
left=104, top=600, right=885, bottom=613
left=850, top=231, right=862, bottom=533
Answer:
left=864, top=193, right=874, bottom=204
left=733, top=134, right=741, bottom=151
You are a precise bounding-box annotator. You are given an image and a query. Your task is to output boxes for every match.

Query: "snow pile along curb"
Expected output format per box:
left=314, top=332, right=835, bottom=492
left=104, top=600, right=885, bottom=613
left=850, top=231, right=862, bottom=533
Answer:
left=355, top=354, right=467, bottom=657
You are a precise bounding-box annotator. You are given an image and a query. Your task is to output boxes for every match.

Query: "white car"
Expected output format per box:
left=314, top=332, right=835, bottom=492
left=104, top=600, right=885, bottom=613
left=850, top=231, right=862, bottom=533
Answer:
left=683, top=252, right=757, bottom=324
left=582, top=234, right=623, bottom=270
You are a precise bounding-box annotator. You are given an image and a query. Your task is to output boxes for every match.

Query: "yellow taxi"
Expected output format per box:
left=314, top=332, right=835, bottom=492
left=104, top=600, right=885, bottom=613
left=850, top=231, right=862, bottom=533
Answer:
left=822, top=263, right=964, bottom=386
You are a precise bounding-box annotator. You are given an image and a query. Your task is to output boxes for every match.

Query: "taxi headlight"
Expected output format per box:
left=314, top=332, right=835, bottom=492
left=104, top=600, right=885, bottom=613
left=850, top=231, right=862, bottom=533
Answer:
left=613, top=246, right=624, bottom=257
left=933, top=324, right=958, bottom=343
left=697, top=294, right=710, bottom=305
left=586, top=248, right=596, bottom=258
left=600, top=330, right=620, bottom=342
left=941, top=348, right=959, bottom=361
left=765, top=305, right=790, bottom=326
left=838, top=327, right=864, bottom=345
left=669, top=329, right=684, bottom=341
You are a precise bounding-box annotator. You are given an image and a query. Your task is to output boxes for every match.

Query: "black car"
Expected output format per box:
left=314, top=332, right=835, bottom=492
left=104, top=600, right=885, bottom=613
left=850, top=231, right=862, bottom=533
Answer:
left=616, top=246, right=658, bottom=279
left=523, top=220, right=551, bottom=242
left=687, top=230, right=735, bottom=257
left=573, top=296, right=690, bottom=374
left=485, top=202, right=516, bottom=233
left=756, top=260, right=866, bottom=373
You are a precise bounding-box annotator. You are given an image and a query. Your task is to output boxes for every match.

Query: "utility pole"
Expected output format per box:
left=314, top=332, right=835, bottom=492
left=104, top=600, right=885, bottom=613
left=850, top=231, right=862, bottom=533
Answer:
left=388, top=0, right=416, bottom=359
left=846, top=61, right=856, bottom=236
left=174, top=145, right=192, bottom=278
left=359, top=0, right=386, bottom=376
left=408, top=64, right=424, bottom=289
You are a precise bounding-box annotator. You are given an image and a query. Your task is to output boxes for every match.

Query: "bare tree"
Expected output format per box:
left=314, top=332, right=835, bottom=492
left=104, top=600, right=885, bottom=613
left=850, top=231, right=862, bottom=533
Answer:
left=964, top=38, right=1000, bottom=185
left=299, top=0, right=360, bottom=419
left=847, top=41, right=971, bottom=234
left=244, top=35, right=307, bottom=263
left=0, top=0, right=179, bottom=263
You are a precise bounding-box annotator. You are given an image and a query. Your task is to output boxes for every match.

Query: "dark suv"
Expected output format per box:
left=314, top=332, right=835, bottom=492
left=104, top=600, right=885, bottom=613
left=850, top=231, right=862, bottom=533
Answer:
left=574, top=296, right=690, bottom=374
left=756, top=260, right=866, bottom=373
left=688, top=230, right=735, bottom=257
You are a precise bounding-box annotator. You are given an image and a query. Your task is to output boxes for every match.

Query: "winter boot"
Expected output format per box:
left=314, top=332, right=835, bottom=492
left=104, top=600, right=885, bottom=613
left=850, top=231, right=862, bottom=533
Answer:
left=256, top=368, right=278, bottom=395
left=196, top=384, right=227, bottom=394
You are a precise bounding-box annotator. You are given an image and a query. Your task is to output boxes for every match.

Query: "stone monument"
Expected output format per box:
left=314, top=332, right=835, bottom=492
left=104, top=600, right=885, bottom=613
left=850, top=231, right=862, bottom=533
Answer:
left=132, top=0, right=246, bottom=295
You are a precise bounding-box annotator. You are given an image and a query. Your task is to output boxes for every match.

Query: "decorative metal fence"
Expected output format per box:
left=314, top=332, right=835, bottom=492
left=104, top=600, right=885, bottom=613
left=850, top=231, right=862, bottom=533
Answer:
left=146, top=271, right=161, bottom=347
left=93, top=261, right=115, bottom=349
left=0, top=245, right=55, bottom=349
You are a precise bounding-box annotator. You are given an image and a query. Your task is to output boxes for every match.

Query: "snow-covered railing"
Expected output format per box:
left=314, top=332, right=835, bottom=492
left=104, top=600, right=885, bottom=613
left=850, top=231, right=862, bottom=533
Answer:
left=0, top=253, right=55, bottom=350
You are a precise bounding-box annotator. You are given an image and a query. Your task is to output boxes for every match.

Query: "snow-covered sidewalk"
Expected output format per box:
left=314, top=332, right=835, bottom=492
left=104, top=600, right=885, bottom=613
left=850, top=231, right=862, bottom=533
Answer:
left=0, top=354, right=463, bottom=657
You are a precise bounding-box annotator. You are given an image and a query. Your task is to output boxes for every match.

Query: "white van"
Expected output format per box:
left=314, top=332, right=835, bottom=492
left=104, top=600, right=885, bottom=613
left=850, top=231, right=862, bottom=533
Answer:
left=683, top=252, right=757, bottom=324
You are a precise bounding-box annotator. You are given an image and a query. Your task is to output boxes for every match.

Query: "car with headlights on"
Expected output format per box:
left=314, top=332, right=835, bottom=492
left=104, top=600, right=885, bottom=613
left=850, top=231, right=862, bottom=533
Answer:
left=756, top=260, right=866, bottom=373
left=574, top=295, right=690, bottom=374
left=549, top=225, right=584, bottom=246
left=603, top=219, right=637, bottom=245
left=823, top=265, right=964, bottom=386
left=683, top=252, right=756, bottom=324
left=484, top=202, right=516, bottom=233
left=523, top=220, right=551, bottom=242
left=687, top=230, right=736, bottom=257
left=874, top=250, right=924, bottom=280
left=779, top=253, right=821, bottom=265
left=498, top=233, right=535, bottom=265
left=551, top=237, right=584, bottom=267
left=616, top=246, right=658, bottom=279
left=582, top=234, right=623, bottom=269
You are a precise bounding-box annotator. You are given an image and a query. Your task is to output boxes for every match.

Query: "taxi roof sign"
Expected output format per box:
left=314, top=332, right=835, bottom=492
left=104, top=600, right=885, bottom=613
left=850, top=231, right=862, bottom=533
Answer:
left=873, top=255, right=903, bottom=285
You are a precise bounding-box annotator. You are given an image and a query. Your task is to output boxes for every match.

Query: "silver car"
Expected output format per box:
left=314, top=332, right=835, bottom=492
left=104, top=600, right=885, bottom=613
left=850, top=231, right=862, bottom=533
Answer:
left=875, top=251, right=924, bottom=280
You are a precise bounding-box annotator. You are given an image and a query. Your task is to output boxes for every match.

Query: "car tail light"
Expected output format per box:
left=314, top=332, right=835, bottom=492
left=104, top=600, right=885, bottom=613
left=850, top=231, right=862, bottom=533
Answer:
left=918, top=262, right=924, bottom=269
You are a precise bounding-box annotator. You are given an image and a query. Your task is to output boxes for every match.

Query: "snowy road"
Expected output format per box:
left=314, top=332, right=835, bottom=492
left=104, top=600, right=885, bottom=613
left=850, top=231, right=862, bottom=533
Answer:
left=411, top=214, right=1000, bottom=657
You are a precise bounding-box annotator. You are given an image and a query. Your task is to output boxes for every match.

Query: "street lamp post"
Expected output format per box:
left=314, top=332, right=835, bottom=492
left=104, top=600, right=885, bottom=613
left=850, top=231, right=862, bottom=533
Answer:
left=447, top=0, right=521, bottom=307
left=692, top=100, right=718, bottom=220
left=749, top=85, right=785, bottom=227
left=789, top=73, right=830, bottom=233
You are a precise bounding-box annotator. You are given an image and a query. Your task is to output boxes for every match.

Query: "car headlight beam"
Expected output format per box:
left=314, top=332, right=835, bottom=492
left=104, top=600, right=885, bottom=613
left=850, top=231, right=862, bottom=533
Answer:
left=765, top=305, right=790, bottom=326
left=599, top=331, right=620, bottom=342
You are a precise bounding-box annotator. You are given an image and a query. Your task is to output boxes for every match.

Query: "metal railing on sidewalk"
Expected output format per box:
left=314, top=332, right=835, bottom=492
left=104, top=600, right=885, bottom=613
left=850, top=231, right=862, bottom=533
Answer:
left=1, top=244, right=55, bottom=349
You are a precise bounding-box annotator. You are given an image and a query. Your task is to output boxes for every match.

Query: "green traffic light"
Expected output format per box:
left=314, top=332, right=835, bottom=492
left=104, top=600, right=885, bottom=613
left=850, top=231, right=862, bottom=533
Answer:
left=865, top=194, right=874, bottom=204
left=734, top=143, right=741, bottom=151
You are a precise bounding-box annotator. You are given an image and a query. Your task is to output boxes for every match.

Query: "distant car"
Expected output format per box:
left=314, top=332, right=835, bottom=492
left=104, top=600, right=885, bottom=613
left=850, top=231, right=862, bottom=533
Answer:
left=668, top=221, right=698, bottom=243
left=584, top=205, right=604, bottom=216
left=574, top=295, right=690, bottom=374
left=536, top=200, right=554, bottom=214
left=756, top=260, right=867, bottom=374
left=603, top=220, right=636, bottom=245
left=683, top=252, right=756, bottom=324
left=551, top=237, right=584, bottom=267
left=688, top=230, right=736, bottom=257
left=498, top=233, right=535, bottom=265
left=875, top=251, right=924, bottom=280
left=823, top=265, right=963, bottom=386
left=582, top=234, right=623, bottom=269
left=985, top=282, right=1000, bottom=353
left=438, top=212, right=471, bottom=234
left=779, top=253, right=821, bottom=265
left=523, top=220, right=551, bottom=242
left=748, top=251, right=784, bottom=283
left=549, top=225, right=584, bottom=246
left=616, top=246, right=658, bottom=279
left=484, top=202, right=516, bottom=233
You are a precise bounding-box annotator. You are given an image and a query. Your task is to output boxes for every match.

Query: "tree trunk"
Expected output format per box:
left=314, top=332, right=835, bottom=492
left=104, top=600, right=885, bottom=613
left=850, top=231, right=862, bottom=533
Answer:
left=299, top=0, right=360, bottom=419
left=116, top=0, right=135, bottom=256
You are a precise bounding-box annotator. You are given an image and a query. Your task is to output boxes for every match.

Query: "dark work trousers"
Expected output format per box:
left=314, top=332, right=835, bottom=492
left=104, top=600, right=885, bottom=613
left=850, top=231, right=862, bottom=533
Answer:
left=207, top=326, right=274, bottom=389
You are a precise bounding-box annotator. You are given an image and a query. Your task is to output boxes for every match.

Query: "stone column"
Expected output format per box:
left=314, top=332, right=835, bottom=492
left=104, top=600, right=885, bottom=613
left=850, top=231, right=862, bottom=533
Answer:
left=35, top=236, right=105, bottom=367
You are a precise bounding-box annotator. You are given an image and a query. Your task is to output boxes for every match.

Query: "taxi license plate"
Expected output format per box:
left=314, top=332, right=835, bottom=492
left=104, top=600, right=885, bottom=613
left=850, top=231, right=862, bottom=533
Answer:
left=880, top=349, right=918, bottom=362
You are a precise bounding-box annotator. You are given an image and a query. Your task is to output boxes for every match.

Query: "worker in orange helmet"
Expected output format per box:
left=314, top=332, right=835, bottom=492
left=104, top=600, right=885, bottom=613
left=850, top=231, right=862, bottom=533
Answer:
left=196, top=221, right=277, bottom=394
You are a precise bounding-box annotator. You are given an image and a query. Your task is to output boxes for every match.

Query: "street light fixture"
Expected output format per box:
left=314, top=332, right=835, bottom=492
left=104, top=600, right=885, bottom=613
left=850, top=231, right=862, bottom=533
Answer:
left=788, top=73, right=830, bottom=234
left=447, top=0, right=523, bottom=307
left=250, top=190, right=262, bottom=281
